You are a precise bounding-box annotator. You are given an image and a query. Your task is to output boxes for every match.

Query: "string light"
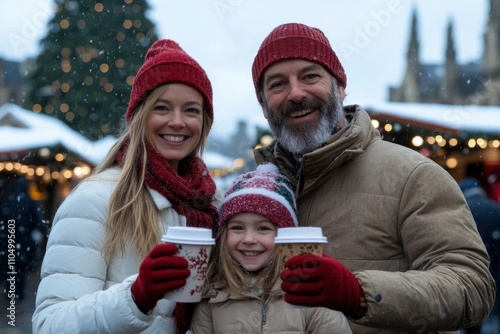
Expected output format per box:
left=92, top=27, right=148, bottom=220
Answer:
left=1, top=157, right=234, bottom=183
left=55, top=153, right=65, bottom=162
left=411, top=136, right=424, bottom=147
left=446, top=157, right=458, bottom=169
left=123, top=19, right=133, bottom=29
left=99, top=64, right=110, bottom=73
left=372, top=119, right=498, bottom=151
left=60, top=19, right=70, bottom=29
left=94, top=3, right=104, bottom=12
left=0, top=161, right=93, bottom=181
left=208, top=158, right=245, bottom=178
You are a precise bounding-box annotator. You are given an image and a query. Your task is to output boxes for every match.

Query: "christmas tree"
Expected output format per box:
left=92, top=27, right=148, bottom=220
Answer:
left=24, top=0, right=158, bottom=140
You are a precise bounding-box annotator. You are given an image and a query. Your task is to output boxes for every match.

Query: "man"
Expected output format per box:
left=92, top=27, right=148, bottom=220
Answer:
left=252, top=22, right=494, bottom=333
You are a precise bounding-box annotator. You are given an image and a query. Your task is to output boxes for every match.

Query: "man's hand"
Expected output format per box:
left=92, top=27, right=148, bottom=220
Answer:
left=281, top=253, right=366, bottom=318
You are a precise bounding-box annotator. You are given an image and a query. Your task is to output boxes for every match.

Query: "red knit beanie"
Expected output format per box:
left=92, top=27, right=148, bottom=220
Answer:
left=218, top=163, right=298, bottom=229
left=126, top=39, right=213, bottom=124
left=252, top=23, right=346, bottom=102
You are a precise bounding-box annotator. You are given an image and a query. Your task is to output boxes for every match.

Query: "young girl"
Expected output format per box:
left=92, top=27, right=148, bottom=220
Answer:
left=191, top=163, right=351, bottom=333
left=33, top=39, right=219, bottom=334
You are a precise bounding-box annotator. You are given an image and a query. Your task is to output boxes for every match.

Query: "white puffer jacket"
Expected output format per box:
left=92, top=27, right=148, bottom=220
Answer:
left=33, top=168, right=218, bottom=333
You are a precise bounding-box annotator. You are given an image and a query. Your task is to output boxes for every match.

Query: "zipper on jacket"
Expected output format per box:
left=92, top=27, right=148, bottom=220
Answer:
left=261, top=296, right=270, bottom=332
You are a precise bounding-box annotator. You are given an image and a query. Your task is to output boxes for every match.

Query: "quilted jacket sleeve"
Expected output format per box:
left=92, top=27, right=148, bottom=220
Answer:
left=32, top=181, right=153, bottom=333
left=305, top=307, right=352, bottom=333
left=353, top=161, right=495, bottom=331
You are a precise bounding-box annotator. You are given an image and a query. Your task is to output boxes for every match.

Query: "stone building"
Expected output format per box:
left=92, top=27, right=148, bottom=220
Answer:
left=389, top=0, right=500, bottom=106
left=0, top=58, right=33, bottom=106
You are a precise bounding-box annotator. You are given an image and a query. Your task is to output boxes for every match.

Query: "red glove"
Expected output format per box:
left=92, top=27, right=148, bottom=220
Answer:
left=131, top=243, right=190, bottom=313
left=281, top=253, right=366, bottom=318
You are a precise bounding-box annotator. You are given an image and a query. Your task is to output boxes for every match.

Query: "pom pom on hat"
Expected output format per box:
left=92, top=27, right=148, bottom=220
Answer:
left=126, top=39, right=213, bottom=124
left=251, top=22, right=346, bottom=103
left=218, top=163, right=298, bottom=228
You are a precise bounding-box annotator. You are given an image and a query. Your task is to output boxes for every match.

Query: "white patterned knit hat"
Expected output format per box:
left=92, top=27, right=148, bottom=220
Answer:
left=218, top=163, right=298, bottom=228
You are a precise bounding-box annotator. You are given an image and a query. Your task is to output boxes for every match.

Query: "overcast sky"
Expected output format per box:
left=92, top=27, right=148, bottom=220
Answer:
left=0, top=0, right=489, bottom=139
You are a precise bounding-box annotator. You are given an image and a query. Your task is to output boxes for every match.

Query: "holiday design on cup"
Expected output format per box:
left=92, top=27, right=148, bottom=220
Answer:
left=179, top=244, right=210, bottom=296
left=274, top=227, right=328, bottom=265
left=161, top=226, right=215, bottom=302
left=278, top=242, right=324, bottom=265
left=274, top=227, right=328, bottom=308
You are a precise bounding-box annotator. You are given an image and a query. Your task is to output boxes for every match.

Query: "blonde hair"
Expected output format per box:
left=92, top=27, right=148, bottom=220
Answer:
left=91, top=84, right=212, bottom=260
left=203, top=225, right=283, bottom=296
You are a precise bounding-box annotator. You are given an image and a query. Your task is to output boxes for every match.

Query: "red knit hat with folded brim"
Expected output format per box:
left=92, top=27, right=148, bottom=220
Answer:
left=126, top=39, right=213, bottom=124
left=218, top=163, right=298, bottom=229
left=251, top=22, right=346, bottom=103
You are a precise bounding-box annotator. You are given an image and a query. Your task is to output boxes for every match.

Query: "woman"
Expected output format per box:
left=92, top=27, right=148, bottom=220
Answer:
left=32, top=39, right=220, bottom=334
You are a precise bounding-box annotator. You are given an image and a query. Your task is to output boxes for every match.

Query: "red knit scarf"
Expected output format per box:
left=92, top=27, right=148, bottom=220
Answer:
left=116, top=143, right=218, bottom=333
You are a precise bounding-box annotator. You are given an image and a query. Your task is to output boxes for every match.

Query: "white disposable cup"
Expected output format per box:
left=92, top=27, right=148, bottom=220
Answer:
left=274, top=227, right=327, bottom=308
left=161, top=226, right=215, bottom=303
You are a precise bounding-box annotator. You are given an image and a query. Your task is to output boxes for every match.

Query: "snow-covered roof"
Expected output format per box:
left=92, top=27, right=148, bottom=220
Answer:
left=364, top=101, right=500, bottom=134
left=0, top=103, right=111, bottom=165
left=201, top=150, right=235, bottom=169
left=0, top=103, right=236, bottom=169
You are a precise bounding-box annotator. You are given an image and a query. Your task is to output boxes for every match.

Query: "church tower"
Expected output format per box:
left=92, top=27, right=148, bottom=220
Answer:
left=440, top=20, right=461, bottom=104
left=389, top=0, right=499, bottom=106
left=483, top=0, right=500, bottom=74
left=389, top=9, right=422, bottom=103
left=477, top=0, right=500, bottom=105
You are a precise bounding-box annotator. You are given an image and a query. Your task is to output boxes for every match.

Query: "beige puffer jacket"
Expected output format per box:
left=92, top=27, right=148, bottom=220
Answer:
left=191, top=280, right=352, bottom=333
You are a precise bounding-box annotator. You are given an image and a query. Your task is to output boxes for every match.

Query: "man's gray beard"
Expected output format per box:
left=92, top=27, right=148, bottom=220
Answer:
left=265, top=87, right=343, bottom=156
left=276, top=114, right=332, bottom=156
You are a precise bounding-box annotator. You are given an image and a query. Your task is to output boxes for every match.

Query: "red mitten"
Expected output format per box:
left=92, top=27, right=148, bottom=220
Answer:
left=131, top=243, right=190, bottom=313
left=281, top=253, right=366, bottom=318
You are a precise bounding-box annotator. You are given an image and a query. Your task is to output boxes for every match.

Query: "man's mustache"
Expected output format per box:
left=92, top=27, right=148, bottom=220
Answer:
left=276, top=97, right=324, bottom=117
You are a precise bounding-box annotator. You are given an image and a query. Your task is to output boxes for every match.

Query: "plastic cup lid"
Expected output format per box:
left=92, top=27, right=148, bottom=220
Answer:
left=161, top=226, right=215, bottom=245
left=274, top=227, right=327, bottom=243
